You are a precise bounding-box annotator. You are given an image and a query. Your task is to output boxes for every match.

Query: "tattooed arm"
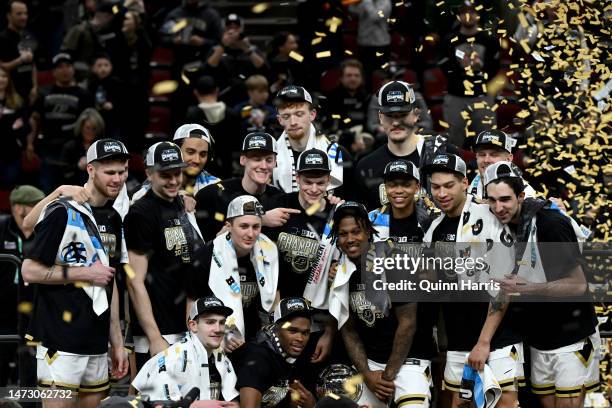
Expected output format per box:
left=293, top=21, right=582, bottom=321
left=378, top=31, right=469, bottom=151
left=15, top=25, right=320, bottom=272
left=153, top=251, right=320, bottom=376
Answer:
left=467, top=299, right=509, bottom=371
left=383, top=303, right=417, bottom=380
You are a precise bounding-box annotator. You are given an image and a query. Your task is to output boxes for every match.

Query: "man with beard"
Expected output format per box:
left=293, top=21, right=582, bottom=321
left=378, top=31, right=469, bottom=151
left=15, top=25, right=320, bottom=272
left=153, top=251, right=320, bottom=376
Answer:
left=186, top=195, right=279, bottom=357
left=21, top=139, right=130, bottom=406
left=273, top=85, right=350, bottom=197
left=484, top=162, right=600, bottom=408
left=421, top=154, right=522, bottom=408
left=354, top=81, right=458, bottom=210
left=235, top=297, right=316, bottom=408
left=125, top=141, right=204, bottom=369
left=328, top=202, right=429, bottom=407
left=195, top=132, right=297, bottom=241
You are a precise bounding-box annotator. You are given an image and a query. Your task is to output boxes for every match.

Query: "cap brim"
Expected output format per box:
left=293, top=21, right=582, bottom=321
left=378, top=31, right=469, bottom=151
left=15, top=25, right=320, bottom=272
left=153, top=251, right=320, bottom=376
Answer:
left=383, top=172, right=418, bottom=181
left=380, top=105, right=413, bottom=114
left=89, top=153, right=130, bottom=164
left=297, top=167, right=331, bottom=174
left=473, top=142, right=510, bottom=153
left=276, top=309, right=314, bottom=324
left=191, top=305, right=234, bottom=320
left=151, top=162, right=189, bottom=171
left=242, top=148, right=277, bottom=155
left=422, top=164, right=465, bottom=177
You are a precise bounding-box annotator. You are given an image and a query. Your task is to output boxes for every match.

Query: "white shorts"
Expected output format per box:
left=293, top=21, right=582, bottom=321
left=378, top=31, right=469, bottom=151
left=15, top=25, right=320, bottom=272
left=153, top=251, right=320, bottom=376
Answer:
left=36, top=345, right=109, bottom=393
left=356, top=358, right=432, bottom=408
left=444, top=343, right=524, bottom=392
left=531, top=332, right=601, bottom=398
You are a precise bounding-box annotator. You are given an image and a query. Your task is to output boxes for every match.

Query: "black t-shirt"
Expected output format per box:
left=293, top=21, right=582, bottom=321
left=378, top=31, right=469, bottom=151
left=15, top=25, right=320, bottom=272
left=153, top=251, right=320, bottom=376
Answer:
left=520, top=209, right=597, bottom=350
left=124, top=190, right=204, bottom=336
left=0, top=28, right=34, bottom=99
left=389, top=211, right=424, bottom=245
left=185, top=241, right=264, bottom=342
left=354, top=145, right=420, bottom=210
left=433, top=215, right=518, bottom=352
left=266, top=193, right=333, bottom=298
left=33, top=84, right=94, bottom=153
left=195, top=178, right=283, bottom=241
left=26, top=202, right=110, bottom=354
left=235, top=342, right=293, bottom=406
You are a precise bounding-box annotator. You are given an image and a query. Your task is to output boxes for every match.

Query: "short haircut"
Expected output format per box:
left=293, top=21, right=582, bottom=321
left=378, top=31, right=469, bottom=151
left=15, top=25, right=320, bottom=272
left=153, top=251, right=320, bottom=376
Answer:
left=7, top=0, right=26, bottom=14
left=195, top=75, right=217, bottom=95
left=245, top=75, right=269, bottom=91
left=341, top=59, right=364, bottom=76
left=487, top=177, right=525, bottom=197
left=329, top=212, right=377, bottom=245
left=92, top=52, right=111, bottom=64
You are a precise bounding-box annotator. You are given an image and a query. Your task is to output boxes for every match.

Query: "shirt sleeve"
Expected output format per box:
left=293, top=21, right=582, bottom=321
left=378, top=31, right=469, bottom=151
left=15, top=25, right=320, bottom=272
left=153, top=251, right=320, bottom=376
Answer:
left=235, top=348, right=276, bottom=393
left=27, top=204, right=68, bottom=267
left=536, top=210, right=582, bottom=280
left=124, top=208, right=155, bottom=253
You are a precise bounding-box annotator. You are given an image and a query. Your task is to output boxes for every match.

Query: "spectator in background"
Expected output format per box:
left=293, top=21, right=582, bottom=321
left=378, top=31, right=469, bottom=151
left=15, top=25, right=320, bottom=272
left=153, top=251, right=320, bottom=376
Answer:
left=0, top=66, right=28, bottom=189
left=324, top=59, right=370, bottom=133
left=205, top=14, right=266, bottom=106
left=440, top=2, right=499, bottom=148
left=27, top=53, right=94, bottom=193
left=185, top=75, right=242, bottom=178
left=86, top=53, right=122, bottom=140
left=0, top=0, right=36, bottom=105
left=161, top=0, right=222, bottom=75
left=266, top=31, right=311, bottom=93
left=61, top=2, right=120, bottom=80
left=233, top=75, right=276, bottom=134
left=348, top=0, right=392, bottom=90
left=60, top=108, right=105, bottom=186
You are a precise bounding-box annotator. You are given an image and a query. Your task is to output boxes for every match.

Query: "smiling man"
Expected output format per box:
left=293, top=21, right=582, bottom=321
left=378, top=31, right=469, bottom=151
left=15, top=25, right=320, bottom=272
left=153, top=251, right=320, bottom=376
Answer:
left=186, top=195, right=279, bottom=353
left=235, top=297, right=316, bottom=408
left=132, top=296, right=239, bottom=405
left=124, top=141, right=205, bottom=370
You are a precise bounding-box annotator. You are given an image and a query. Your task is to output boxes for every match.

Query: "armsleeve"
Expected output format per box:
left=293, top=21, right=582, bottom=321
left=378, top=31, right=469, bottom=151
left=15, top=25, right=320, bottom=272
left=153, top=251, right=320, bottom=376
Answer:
left=28, top=205, right=68, bottom=267
left=124, top=209, right=155, bottom=253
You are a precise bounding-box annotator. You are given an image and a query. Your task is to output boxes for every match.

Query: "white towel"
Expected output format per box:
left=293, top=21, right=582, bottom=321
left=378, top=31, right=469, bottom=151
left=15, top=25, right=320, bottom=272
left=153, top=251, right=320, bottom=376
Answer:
left=274, top=124, right=343, bottom=193
left=328, top=254, right=358, bottom=329
left=207, top=233, right=278, bottom=339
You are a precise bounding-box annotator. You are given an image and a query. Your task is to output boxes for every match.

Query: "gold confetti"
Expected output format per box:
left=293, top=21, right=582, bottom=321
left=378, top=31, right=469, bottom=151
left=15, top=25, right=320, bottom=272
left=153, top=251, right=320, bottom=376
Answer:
left=18, top=302, right=33, bottom=314
left=124, top=264, right=136, bottom=279
left=214, top=212, right=225, bottom=222
left=438, top=120, right=449, bottom=128
left=152, top=80, right=178, bottom=95
left=251, top=2, right=270, bottom=14
left=63, top=311, right=72, bottom=323
left=289, top=51, right=304, bottom=63
left=316, top=51, right=332, bottom=58
left=171, top=19, right=188, bottom=34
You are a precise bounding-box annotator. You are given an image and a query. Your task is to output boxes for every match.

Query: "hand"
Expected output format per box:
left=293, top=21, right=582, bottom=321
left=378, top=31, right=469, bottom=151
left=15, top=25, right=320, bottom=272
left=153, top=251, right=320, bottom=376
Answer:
left=190, top=401, right=238, bottom=408
left=110, top=346, right=129, bottom=379
left=182, top=194, right=197, bottom=212
left=149, top=336, right=169, bottom=356
left=289, top=380, right=316, bottom=408
left=86, top=259, right=115, bottom=286
left=262, top=208, right=301, bottom=227
left=223, top=336, right=244, bottom=353
left=58, top=185, right=90, bottom=203
left=326, top=195, right=344, bottom=206
left=19, top=50, right=33, bottom=63
left=189, top=35, right=205, bottom=46
left=78, top=156, right=88, bottom=170
left=363, top=370, right=394, bottom=402
left=311, top=331, right=333, bottom=363
left=468, top=340, right=490, bottom=371
left=493, top=275, right=531, bottom=294
left=328, top=261, right=339, bottom=284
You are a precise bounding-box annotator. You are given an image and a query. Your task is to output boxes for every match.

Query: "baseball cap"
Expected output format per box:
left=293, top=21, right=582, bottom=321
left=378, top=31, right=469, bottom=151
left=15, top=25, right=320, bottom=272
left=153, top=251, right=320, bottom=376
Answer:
left=9, top=185, right=45, bottom=206
left=226, top=195, right=265, bottom=219
left=52, top=52, right=73, bottom=67
left=297, top=148, right=331, bottom=174
left=377, top=81, right=415, bottom=114
left=145, top=141, right=187, bottom=171
left=86, top=138, right=130, bottom=164
left=273, top=297, right=313, bottom=324
left=276, top=85, right=313, bottom=105
left=383, top=159, right=420, bottom=181
left=241, top=132, right=277, bottom=154
left=173, top=123, right=214, bottom=145
left=422, top=153, right=467, bottom=177
left=333, top=201, right=369, bottom=225
left=482, top=161, right=522, bottom=186
left=474, top=130, right=516, bottom=153
left=225, top=13, right=242, bottom=27
left=188, top=296, right=233, bottom=322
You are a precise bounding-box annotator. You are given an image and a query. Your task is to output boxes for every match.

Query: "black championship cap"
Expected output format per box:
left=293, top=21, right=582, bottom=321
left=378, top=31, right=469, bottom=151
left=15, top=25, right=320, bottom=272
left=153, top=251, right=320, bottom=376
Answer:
left=188, top=296, right=233, bottom=321
left=145, top=141, right=187, bottom=171
left=422, top=153, right=467, bottom=177
left=276, top=85, right=313, bottom=105
left=87, top=138, right=129, bottom=164
left=297, top=148, right=331, bottom=173
left=383, top=159, right=420, bottom=181
left=377, top=81, right=415, bottom=113
left=242, top=132, right=277, bottom=154
left=474, top=129, right=515, bottom=153
left=273, top=297, right=313, bottom=324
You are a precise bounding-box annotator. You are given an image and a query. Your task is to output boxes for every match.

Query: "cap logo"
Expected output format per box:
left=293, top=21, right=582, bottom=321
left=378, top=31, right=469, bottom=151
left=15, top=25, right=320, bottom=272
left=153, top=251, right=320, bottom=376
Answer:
left=161, top=149, right=179, bottom=162
left=480, top=133, right=502, bottom=144
left=386, top=90, right=405, bottom=103
left=305, top=154, right=323, bottom=165
left=248, top=136, right=267, bottom=148
left=433, top=156, right=449, bottom=165
left=103, top=142, right=122, bottom=153
left=204, top=299, right=223, bottom=307
left=389, top=162, right=407, bottom=172
left=286, top=299, right=305, bottom=310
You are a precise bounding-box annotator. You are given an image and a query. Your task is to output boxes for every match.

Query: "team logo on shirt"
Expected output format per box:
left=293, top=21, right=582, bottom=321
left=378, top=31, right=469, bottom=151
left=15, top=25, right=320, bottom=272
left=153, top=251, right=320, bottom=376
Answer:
left=164, top=226, right=188, bottom=253
left=500, top=229, right=514, bottom=247
left=61, top=241, right=88, bottom=263
left=277, top=232, right=319, bottom=274
left=349, top=290, right=382, bottom=327
left=99, top=232, right=117, bottom=258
